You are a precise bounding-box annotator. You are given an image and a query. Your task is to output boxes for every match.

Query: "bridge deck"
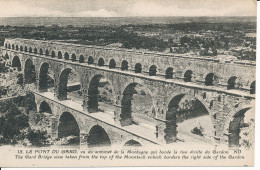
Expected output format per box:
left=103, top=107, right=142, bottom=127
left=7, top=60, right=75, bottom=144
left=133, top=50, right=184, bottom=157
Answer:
left=5, top=48, right=255, bottom=99
left=33, top=91, right=222, bottom=147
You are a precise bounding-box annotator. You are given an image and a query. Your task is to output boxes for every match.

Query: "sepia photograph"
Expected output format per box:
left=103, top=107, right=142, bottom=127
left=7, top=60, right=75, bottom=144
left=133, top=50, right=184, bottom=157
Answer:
left=0, top=0, right=257, bottom=167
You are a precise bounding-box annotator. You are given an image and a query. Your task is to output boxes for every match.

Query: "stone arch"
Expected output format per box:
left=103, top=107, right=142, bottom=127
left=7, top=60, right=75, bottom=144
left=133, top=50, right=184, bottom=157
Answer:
left=39, top=62, right=54, bottom=92
left=87, top=74, right=116, bottom=113
left=228, top=107, right=252, bottom=147
left=184, top=70, right=193, bottom=82
left=227, top=76, right=238, bottom=90
left=88, top=56, right=94, bottom=64
left=24, top=59, right=36, bottom=84
left=39, top=101, right=52, bottom=114
left=165, top=93, right=213, bottom=143
left=165, top=67, right=174, bottom=79
left=71, top=53, right=76, bottom=62
left=58, top=51, right=62, bottom=59
left=98, top=58, right=105, bottom=66
left=12, top=44, right=14, bottom=50
left=64, top=52, right=69, bottom=60
left=149, top=65, right=157, bottom=76
left=135, top=63, right=142, bottom=73
left=250, top=81, right=255, bottom=94
left=79, top=55, right=84, bottom=63
left=11, top=55, right=21, bottom=71
left=8, top=43, right=11, bottom=49
left=39, top=48, right=43, bottom=55
left=51, top=51, right=55, bottom=58
left=45, top=49, right=49, bottom=56
left=24, top=46, right=28, bottom=52
left=121, top=60, right=128, bottom=71
left=58, top=112, right=80, bottom=145
left=120, top=81, right=156, bottom=126
left=109, top=59, right=116, bottom=69
left=29, top=47, right=32, bottom=53
left=205, top=73, right=218, bottom=86
left=57, top=67, right=81, bottom=100
left=16, top=45, right=19, bottom=50
left=87, top=125, right=111, bottom=147
left=20, top=45, right=23, bottom=51
left=34, top=47, right=37, bottom=54
left=123, top=140, right=142, bottom=147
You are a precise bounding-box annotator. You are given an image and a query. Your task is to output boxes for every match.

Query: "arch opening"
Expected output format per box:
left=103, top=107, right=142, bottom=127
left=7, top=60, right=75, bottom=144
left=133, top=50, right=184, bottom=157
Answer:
left=39, top=49, right=43, bottom=55
left=45, top=49, right=49, bottom=56
left=39, top=63, right=54, bottom=92
left=16, top=45, right=19, bottom=51
left=24, top=59, right=36, bottom=84
left=166, top=94, right=214, bottom=144
left=98, top=58, right=105, bottom=66
left=34, top=47, right=37, bottom=54
left=205, top=73, right=218, bottom=86
left=8, top=44, right=11, bottom=49
left=51, top=51, right=55, bottom=58
left=29, top=47, right=32, bottom=53
left=64, top=52, right=69, bottom=60
left=121, top=60, right=128, bottom=71
left=228, top=108, right=253, bottom=148
left=79, top=55, right=84, bottom=63
left=87, top=75, right=114, bottom=114
left=109, top=59, right=116, bottom=69
left=11, top=56, right=21, bottom=71
left=149, top=65, right=157, bottom=76
left=165, top=67, right=174, bottom=79
left=184, top=70, right=193, bottom=82
left=250, top=81, right=255, bottom=94
left=39, top=101, right=52, bottom=114
left=24, top=46, right=27, bottom=52
left=71, top=53, right=76, bottom=62
left=20, top=45, right=23, bottom=51
left=123, top=140, right=142, bottom=147
left=121, top=83, right=156, bottom=132
left=12, top=44, right=14, bottom=50
left=58, top=112, right=80, bottom=145
left=135, top=63, right=142, bottom=73
left=58, top=51, right=62, bottom=59
left=87, top=125, right=111, bottom=147
left=58, top=68, right=82, bottom=102
left=227, top=76, right=238, bottom=90
left=88, top=56, right=94, bottom=64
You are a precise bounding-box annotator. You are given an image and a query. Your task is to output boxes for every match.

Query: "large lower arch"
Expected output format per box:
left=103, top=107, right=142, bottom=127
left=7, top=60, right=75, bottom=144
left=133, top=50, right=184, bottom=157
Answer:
left=11, top=56, right=21, bottom=71
left=165, top=94, right=214, bottom=144
left=121, top=82, right=155, bottom=127
left=58, top=68, right=82, bottom=101
left=228, top=107, right=253, bottom=148
left=58, top=112, right=80, bottom=145
left=87, top=75, right=115, bottom=113
left=87, top=125, right=111, bottom=147
left=39, top=62, right=54, bottom=92
left=24, top=59, right=36, bottom=84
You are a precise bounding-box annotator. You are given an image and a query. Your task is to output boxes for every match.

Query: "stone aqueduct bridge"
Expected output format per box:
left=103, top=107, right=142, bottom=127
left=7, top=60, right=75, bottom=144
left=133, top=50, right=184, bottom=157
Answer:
left=1, top=38, right=256, bottom=147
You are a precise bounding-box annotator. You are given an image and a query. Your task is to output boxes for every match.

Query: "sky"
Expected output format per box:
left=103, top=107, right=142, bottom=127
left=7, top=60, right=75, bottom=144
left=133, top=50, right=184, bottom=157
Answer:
left=0, top=0, right=257, bottom=17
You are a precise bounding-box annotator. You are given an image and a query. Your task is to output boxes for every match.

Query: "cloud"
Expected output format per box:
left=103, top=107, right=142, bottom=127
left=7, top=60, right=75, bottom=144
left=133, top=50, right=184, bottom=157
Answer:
left=0, top=1, right=118, bottom=17
left=124, top=1, right=256, bottom=17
